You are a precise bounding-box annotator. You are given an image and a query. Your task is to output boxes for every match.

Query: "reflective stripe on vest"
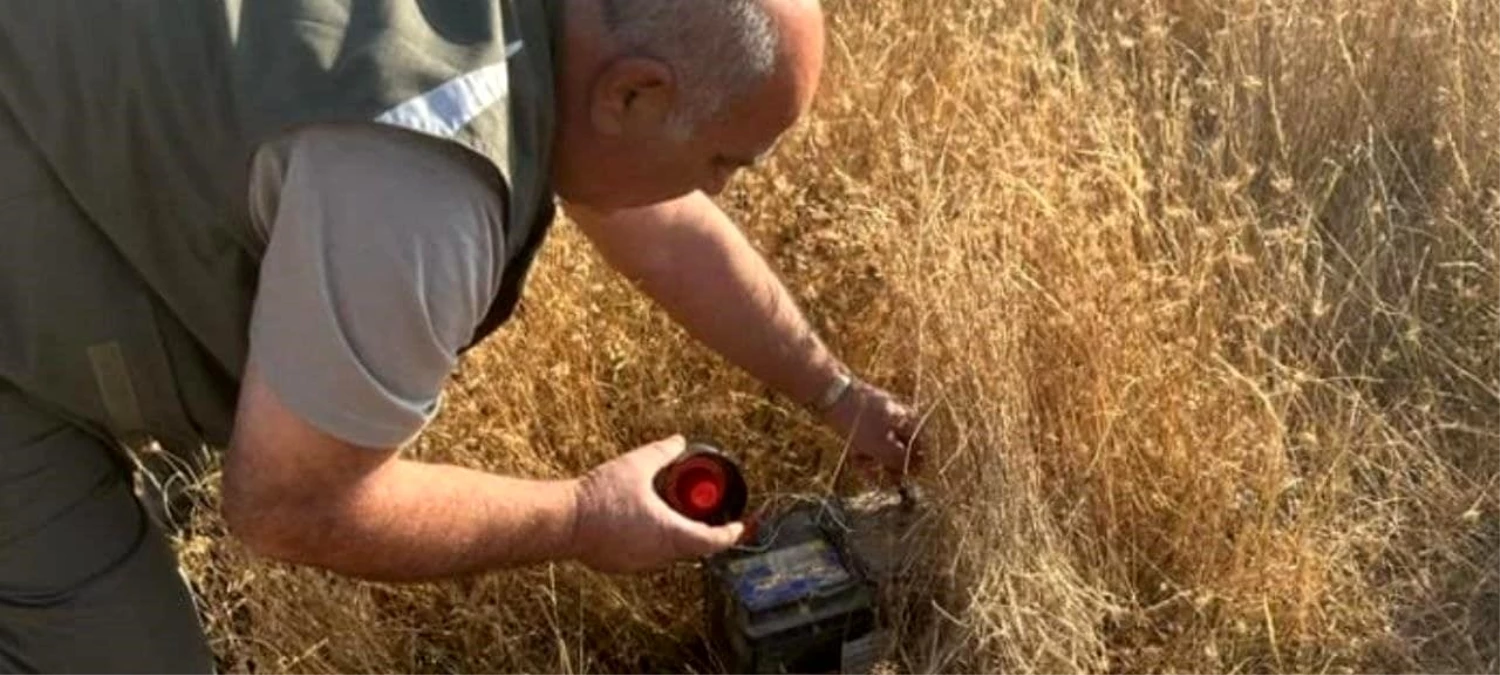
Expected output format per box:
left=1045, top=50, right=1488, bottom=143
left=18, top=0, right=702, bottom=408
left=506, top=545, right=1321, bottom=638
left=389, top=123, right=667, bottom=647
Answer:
left=375, top=40, right=526, bottom=138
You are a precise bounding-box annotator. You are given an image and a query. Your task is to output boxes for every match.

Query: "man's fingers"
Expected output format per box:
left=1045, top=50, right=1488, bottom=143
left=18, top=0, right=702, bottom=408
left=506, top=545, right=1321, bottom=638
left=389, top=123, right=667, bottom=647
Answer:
left=646, top=486, right=741, bottom=544
left=893, top=408, right=921, bottom=442
left=676, top=521, right=745, bottom=558
left=890, top=406, right=928, bottom=472
left=901, top=434, right=926, bottom=472
left=637, top=434, right=688, bottom=468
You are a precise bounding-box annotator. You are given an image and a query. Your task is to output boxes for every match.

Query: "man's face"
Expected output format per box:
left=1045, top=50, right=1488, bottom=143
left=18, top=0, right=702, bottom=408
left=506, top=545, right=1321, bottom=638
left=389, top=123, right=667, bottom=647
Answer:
left=584, top=91, right=797, bottom=209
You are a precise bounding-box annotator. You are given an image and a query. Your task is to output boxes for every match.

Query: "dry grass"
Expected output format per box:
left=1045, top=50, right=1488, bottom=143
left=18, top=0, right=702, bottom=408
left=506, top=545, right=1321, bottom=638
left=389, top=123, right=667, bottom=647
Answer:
left=173, top=0, right=1499, bottom=672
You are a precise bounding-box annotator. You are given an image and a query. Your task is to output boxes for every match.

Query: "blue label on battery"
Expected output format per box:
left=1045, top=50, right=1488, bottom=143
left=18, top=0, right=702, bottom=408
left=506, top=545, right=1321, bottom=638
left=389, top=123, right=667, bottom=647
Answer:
left=727, top=540, right=853, bottom=612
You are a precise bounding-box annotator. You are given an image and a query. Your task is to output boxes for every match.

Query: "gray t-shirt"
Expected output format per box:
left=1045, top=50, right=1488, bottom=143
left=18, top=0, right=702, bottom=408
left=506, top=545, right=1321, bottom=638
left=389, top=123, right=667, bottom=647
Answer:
left=245, top=123, right=507, bottom=448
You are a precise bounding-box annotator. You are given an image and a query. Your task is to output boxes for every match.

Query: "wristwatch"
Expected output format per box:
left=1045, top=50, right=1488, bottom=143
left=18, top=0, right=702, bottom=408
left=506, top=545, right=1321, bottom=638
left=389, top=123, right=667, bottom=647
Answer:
left=811, top=372, right=855, bottom=414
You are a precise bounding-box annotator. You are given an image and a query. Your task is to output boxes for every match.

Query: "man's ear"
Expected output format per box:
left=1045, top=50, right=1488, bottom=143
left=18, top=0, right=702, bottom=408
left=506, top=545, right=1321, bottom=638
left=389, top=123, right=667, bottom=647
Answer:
left=589, top=57, right=677, bottom=137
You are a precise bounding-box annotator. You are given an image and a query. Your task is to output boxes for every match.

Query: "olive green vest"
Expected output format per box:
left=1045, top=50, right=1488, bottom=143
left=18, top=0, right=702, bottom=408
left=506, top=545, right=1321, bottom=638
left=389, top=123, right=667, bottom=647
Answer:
left=0, top=0, right=560, bottom=447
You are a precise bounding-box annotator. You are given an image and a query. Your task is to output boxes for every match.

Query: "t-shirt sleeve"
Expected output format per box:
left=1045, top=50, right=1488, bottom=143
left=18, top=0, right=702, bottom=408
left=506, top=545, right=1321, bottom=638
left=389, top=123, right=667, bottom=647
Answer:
left=245, top=123, right=506, bottom=449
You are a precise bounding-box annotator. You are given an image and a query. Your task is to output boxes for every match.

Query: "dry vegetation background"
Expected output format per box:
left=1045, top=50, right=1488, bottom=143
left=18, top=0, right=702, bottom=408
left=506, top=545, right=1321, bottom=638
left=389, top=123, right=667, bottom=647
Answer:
left=174, top=0, right=1499, bottom=672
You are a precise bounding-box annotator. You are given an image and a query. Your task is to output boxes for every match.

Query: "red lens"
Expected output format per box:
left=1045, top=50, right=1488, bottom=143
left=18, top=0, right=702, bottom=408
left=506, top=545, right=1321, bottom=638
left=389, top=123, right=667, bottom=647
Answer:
left=688, top=479, right=722, bottom=511
left=675, top=464, right=725, bottom=515
left=653, top=446, right=747, bottom=525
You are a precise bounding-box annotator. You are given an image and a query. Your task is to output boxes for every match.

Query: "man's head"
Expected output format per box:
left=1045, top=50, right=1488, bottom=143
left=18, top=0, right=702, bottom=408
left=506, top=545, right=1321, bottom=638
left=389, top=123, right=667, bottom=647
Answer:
left=552, top=0, right=825, bottom=211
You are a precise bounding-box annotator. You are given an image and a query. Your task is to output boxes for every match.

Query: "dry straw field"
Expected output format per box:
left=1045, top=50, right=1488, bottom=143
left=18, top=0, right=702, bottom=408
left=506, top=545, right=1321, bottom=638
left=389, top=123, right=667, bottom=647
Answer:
left=175, top=0, right=1499, bottom=672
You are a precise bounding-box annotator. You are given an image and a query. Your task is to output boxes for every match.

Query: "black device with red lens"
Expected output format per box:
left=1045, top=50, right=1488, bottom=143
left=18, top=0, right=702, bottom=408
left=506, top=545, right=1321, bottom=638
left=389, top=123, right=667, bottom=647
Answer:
left=653, top=443, right=748, bottom=526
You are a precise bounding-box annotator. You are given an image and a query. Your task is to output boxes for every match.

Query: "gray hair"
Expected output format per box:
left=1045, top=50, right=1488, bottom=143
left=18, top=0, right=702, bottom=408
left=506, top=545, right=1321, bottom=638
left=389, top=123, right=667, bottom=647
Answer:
left=600, top=0, right=779, bottom=136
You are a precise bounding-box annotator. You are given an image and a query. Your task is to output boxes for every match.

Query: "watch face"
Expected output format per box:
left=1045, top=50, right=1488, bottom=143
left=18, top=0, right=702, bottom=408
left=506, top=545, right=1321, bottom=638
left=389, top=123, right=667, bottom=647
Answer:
left=816, top=374, right=855, bottom=411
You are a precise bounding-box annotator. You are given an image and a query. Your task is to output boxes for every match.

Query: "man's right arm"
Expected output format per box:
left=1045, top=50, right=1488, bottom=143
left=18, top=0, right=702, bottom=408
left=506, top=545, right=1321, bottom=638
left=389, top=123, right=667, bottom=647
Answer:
left=224, top=363, right=742, bottom=579
left=222, top=364, right=582, bottom=582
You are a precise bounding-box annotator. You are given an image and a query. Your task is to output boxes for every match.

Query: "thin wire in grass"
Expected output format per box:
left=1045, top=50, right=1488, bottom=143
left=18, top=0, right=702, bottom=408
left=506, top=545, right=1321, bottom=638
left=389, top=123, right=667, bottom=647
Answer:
left=730, top=492, right=853, bottom=554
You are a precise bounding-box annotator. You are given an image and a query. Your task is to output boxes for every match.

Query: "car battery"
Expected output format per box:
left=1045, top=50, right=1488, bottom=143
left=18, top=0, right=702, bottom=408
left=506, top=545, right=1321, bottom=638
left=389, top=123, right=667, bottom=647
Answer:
left=704, top=500, right=881, bottom=674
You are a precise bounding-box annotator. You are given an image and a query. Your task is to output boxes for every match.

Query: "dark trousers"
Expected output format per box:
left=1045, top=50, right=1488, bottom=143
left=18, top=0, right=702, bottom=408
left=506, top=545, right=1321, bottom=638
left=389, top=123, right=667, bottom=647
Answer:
left=0, top=383, right=213, bottom=673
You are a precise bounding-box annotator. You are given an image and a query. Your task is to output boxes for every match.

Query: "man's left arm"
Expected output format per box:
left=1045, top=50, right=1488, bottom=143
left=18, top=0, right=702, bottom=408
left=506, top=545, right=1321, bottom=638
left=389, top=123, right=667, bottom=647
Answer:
left=568, top=192, right=920, bottom=478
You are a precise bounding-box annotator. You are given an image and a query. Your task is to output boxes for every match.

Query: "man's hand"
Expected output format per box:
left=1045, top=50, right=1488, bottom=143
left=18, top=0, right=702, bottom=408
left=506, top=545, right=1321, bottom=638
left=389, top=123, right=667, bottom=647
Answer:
left=821, top=381, right=923, bottom=483
left=570, top=436, right=746, bottom=573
